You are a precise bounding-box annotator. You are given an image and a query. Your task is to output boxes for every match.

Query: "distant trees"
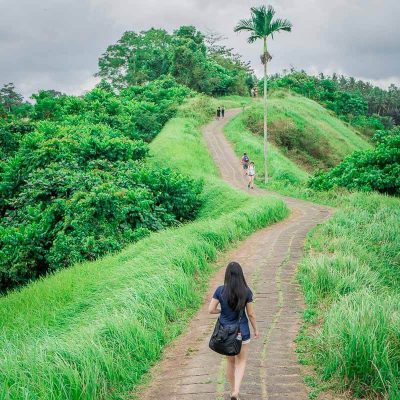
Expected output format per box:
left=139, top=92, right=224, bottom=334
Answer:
left=0, top=83, right=23, bottom=112
left=97, top=28, right=171, bottom=88
left=97, top=26, right=254, bottom=96
left=0, top=83, right=33, bottom=118
left=269, top=71, right=400, bottom=128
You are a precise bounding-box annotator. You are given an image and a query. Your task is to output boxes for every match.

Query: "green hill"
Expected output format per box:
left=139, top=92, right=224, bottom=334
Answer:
left=223, top=91, right=371, bottom=182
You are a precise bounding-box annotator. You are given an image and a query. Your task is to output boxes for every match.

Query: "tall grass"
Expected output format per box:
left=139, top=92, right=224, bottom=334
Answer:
left=0, top=95, right=287, bottom=399
left=299, top=193, right=400, bottom=399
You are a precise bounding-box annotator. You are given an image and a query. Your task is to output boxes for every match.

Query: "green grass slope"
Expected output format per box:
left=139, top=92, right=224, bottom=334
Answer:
left=0, top=96, right=288, bottom=399
left=298, top=192, right=400, bottom=399
left=225, top=111, right=309, bottom=185
left=226, top=91, right=371, bottom=176
left=269, top=91, right=370, bottom=156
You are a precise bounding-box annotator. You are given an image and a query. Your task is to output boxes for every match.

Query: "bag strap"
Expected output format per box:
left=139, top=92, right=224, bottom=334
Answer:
left=235, top=308, right=245, bottom=334
left=237, top=308, right=245, bottom=326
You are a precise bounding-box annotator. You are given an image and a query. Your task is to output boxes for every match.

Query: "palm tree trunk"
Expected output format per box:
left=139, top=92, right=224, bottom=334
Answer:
left=263, top=37, right=268, bottom=183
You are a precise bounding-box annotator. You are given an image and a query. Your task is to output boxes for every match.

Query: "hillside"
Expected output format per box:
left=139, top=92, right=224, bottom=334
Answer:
left=224, top=91, right=371, bottom=179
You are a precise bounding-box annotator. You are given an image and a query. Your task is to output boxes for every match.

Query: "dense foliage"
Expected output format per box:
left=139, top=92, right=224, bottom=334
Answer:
left=97, top=26, right=255, bottom=96
left=309, top=126, right=400, bottom=194
left=267, top=71, right=400, bottom=135
left=0, top=78, right=202, bottom=291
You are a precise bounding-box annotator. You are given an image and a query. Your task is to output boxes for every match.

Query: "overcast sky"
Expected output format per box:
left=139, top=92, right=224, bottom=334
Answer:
left=1, top=0, right=399, bottom=98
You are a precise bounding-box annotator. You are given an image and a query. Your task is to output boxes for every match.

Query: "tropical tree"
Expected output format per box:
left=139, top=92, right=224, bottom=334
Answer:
left=0, top=82, right=23, bottom=112
left=234, top=5, right=292, bottom=183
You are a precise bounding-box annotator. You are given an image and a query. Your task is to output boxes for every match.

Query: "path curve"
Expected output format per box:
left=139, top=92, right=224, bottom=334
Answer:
left=140, top=109, right=332, bottom=400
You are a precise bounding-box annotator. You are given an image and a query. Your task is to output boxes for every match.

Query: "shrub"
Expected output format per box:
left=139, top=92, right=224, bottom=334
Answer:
left=0, top=80, right=200, bottom=291
left=309, top=126, right=400, bottom=194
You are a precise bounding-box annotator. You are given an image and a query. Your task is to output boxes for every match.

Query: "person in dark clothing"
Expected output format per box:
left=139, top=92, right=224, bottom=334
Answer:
left=209, top=262, right=259, bottom=400
left=221, top=105, right=225, bottom=118
left=217, top=106, right=221, bottom=119
left=241, top=153, right=249, bottom=175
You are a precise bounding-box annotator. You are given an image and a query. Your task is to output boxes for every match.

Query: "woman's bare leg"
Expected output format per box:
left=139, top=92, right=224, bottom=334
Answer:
left=232, top=344, right=249, bottom=397
left=226, top=356, right=235, bottom=395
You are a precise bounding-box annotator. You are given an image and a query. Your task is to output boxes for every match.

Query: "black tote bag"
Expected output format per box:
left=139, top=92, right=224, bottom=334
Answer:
left=209, top=309, right=244, bottom=356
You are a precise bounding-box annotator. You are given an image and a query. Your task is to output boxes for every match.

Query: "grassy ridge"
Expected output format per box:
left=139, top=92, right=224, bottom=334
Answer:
left=225, top=91, right=370, bottom=173
left=0, top=97, right=288, bottom=399
left=267, top=92, right=370, bottom=154
left=222, top=97, right=400, bottom=399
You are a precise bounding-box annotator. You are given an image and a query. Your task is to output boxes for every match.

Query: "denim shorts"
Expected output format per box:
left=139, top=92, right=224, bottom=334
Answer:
left=239, top=321, right=251, bottom=342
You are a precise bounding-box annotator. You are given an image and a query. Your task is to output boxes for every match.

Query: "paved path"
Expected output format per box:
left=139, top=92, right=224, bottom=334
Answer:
left=140, top=110, right=332, bottom=400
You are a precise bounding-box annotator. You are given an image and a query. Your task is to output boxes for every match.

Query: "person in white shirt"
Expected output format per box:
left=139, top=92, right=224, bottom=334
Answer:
left=247, top=162, right=255, bottom=189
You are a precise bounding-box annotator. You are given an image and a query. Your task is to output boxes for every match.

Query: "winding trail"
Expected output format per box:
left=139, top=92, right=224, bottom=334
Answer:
left=140, top=109, right=332, bottom=400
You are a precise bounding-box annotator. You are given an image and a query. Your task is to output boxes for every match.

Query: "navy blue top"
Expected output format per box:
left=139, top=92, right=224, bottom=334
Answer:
left=213, top=285, right=253, bottom=338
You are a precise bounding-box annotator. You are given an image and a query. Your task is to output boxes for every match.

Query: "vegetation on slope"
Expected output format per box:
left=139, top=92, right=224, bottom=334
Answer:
left=0, top=97, right=287, bottom=399
left=241, top=91, right=370, bottom=171
left=247, top=72, right=400, bottom=195
left=0, top=78, right=202, bottom=291
left=310, top=125, right=400, bottom=195
left=298, top=193, right=400, bottom=399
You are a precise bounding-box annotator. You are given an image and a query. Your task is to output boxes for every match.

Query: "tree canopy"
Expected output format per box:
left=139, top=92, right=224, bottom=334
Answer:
left=97, top=26, right=254, bottom=96
left=0, top=77, right=202, bottom=291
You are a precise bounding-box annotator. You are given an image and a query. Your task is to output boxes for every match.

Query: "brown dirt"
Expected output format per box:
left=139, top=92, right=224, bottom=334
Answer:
left=138, top=110, right=333, bottom=400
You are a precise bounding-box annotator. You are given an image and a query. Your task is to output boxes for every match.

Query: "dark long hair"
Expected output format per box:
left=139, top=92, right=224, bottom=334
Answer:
left=223, top=261, right=248, bottom=311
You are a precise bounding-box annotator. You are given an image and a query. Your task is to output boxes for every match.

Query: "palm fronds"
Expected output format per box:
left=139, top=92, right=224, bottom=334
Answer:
left=234, top=5, right=292, bottom=41
left=234, top=18, right=256, bottom=33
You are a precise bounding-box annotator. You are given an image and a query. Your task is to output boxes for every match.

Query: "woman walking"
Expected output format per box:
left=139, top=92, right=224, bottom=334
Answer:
left=209, top=262, right=259, bottom=400
left=248, top=162, right=255, bottom=189
left=216, top=106, right=221, bottom=119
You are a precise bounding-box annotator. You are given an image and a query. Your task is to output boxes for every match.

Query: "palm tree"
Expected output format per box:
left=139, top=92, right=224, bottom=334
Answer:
left=234, top=5, right=292, bottom=183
